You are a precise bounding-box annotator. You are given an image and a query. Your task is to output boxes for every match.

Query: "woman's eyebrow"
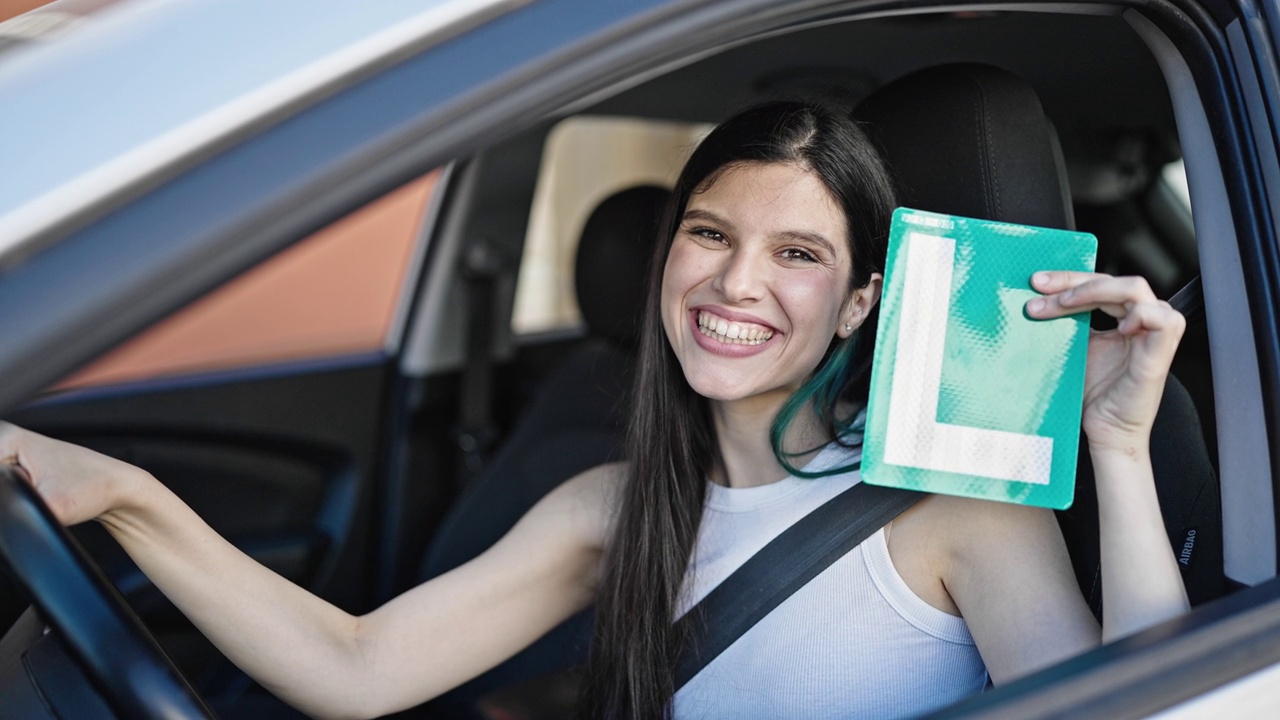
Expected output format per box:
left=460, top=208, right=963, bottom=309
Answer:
left=681, top=208, right=731, bottom=227
left=778, top=230, right=837, bottom=257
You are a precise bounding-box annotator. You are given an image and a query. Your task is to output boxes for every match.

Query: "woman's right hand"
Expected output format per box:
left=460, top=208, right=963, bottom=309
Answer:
left=0, top=421, right=151, bottom=527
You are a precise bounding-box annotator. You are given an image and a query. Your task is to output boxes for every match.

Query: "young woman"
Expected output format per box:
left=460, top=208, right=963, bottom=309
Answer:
left=0, top=102, right=1188, bottom=720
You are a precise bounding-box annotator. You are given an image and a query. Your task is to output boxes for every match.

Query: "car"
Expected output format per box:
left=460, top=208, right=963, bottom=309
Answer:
left=0, top=0, right=1277, bottom=718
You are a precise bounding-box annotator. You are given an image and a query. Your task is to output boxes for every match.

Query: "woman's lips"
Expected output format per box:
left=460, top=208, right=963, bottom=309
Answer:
left=688, top=309, right=777, bottom=357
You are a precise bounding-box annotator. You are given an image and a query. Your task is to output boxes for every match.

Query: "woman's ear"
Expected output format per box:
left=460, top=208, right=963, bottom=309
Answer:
left=837, top=272, right=883, bottom=339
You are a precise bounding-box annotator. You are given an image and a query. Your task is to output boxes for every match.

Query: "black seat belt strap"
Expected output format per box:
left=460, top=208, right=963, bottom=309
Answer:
left=454, top=238, right=504, bottom=480
left=673, top=481, right=923, bottom=690
left=1167, top=274, right=1202, bottom=322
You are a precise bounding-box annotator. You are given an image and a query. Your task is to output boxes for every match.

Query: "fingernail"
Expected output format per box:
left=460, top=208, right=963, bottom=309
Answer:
left=1032, top=272, right=1050, bottom=287
left=1027, top=297, right=1045, bottom=313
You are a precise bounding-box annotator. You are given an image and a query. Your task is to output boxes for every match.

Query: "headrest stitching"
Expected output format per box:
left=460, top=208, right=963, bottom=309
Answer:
left=962, top=75, right=996, bottom=221
left=976, top=78, right=1003, bottom=220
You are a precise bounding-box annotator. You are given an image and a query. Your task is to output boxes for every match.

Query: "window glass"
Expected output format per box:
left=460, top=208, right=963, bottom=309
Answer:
left=1162, top=159, right=1191, bottom=211
left=58, top=172, right=439, bottom=389
left=512, top=116, right=710, bottom=335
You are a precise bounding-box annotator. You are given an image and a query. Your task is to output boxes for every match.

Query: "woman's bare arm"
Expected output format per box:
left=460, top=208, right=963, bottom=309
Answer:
left=1089, top=442, right=1187, bottom=639
left=932, top=496, right=1099, bottom=684
left=1, top=423, right=619, bottom=720
left=937, top=453, right=1183, bottom=685
left=348, top=466, right=616, bottom=714
left=1028, top=270, right=1190, bottom=639
left=943, top=271, right=1188, bottom=683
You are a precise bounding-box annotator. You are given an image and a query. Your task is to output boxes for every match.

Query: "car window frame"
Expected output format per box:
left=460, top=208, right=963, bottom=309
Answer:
left=0, top=0, right=1277, bottom=716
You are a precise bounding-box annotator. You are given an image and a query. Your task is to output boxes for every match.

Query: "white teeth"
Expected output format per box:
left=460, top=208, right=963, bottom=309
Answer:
left=695, top=311, right=774, bottom=345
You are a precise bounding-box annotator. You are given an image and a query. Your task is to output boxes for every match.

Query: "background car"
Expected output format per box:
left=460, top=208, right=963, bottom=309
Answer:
left=0, top=0, right=1278, bottom=718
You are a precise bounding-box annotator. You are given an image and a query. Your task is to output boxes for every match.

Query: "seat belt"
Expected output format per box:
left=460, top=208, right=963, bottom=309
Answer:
left=1167, top=274, right=1202, bottom=321
left=454, top=238, right=504, bottom=481
left=673, top=481, right=923, bottom=690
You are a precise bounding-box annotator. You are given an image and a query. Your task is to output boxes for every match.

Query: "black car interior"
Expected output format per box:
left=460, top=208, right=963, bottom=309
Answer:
left=0, top=7, right=1224, bottom=720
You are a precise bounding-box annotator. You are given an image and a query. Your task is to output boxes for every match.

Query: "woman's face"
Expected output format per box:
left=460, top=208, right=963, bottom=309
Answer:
left=661, top=161, right=880, bottom=404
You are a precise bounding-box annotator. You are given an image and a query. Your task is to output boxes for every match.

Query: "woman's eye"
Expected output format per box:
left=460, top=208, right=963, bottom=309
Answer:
left=691, top=227, right=727, bottom=243
left=781, top=247, right=818, bottom=263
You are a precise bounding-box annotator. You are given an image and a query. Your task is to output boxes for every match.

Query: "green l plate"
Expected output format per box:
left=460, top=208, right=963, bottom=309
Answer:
left=861, top=208, right=1097, bottom=509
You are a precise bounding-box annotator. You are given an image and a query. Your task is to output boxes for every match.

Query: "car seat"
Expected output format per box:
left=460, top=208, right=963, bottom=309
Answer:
left=853, top=63, right=1225, bottom=613
left=416, top=185, right=671, bottom=716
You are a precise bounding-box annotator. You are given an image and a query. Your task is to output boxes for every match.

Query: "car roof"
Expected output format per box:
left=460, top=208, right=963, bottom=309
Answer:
left=0, top=0, right=513, bottom=262
left=597, top=12, right=1175, bottom=155
left=0, top=1, right=1178, bottom=265
left=0, top=0, right=1196, bottom=412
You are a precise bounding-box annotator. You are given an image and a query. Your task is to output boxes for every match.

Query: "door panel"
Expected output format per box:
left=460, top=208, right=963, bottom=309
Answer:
left=9, top=356, right=389, bottom=614
left=3, top=356, right=400, bottom=707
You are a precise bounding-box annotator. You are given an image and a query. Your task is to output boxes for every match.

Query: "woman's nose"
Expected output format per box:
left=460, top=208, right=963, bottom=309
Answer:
left=713, top=248, right=766, bottom=302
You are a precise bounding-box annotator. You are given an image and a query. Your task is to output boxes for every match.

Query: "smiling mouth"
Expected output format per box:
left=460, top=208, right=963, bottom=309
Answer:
left=696, top=310, right=775, bottom=346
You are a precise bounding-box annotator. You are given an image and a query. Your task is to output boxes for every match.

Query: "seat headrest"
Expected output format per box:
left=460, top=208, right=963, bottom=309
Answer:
left=854, top=64, right=1074, bottom=230
left=574, top=185, right=671, bottom=348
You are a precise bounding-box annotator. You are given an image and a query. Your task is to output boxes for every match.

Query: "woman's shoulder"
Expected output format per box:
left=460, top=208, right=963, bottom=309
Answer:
left=899, top=492, right=1069, bottom=593
left=560, top=460, right=628, bottom=506
left=887, top=492, right=1067, bottom=616
left=908, top=493, right=1060, bottom=556
left=529, top=461, right=628, bottom=549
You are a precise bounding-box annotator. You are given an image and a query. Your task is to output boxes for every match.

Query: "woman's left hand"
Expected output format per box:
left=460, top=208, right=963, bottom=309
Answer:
left=1025, top=271, right=1186, bottom=451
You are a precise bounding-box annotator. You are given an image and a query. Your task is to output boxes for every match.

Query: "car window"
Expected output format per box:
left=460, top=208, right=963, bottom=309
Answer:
left=511, top=116, right=709, bottom=336
left=1162, top=160, right=1191, bottom=210
left=56, top=171, right=438, bottom=389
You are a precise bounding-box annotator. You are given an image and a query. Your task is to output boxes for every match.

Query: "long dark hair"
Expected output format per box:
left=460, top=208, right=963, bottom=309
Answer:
left=580, top=101, right=898, bottom=719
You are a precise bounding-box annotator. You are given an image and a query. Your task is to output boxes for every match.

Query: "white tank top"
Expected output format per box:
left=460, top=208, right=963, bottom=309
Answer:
left=673, top=444, right=989, bottom=719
